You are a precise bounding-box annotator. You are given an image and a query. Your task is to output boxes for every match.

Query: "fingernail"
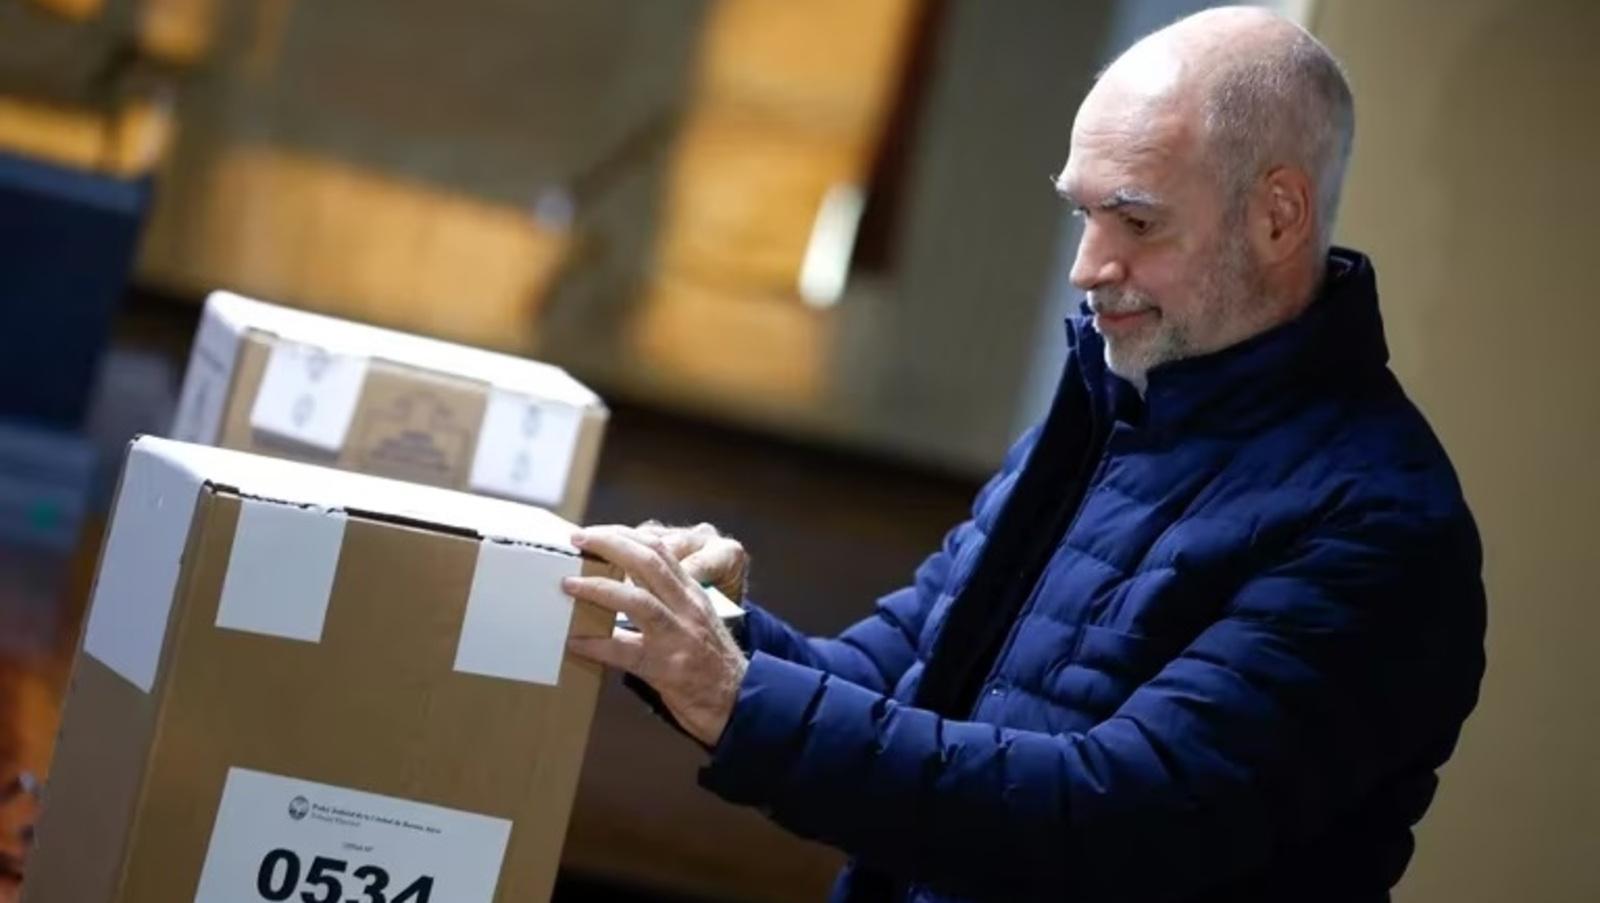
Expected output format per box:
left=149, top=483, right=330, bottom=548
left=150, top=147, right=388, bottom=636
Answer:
left=561, top=576, right=578, bottom=591
left=571, top=531, right=588, bottom=547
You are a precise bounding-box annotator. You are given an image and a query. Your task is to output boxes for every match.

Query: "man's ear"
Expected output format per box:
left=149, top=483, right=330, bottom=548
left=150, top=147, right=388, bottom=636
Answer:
left=1251, top=165, right=1315, bottom=265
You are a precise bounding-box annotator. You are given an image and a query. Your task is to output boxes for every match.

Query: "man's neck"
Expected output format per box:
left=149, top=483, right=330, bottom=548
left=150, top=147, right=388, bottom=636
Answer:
left=1270, top=249, right=1328, bottom=324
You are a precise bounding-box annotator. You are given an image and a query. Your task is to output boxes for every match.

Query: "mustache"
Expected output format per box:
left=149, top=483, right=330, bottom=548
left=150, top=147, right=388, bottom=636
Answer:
left=1087, top=289, right=1157, bottom=316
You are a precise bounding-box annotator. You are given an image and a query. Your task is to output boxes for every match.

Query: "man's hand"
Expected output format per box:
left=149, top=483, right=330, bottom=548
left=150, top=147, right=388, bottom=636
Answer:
left=563, top=526, right=748, bottom=748
left=635, top=521, right=751, bottom=603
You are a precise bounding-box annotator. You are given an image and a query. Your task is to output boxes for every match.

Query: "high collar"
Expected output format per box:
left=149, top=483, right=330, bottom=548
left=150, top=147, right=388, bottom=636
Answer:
left=1065, top=247, right=1390, bottom=437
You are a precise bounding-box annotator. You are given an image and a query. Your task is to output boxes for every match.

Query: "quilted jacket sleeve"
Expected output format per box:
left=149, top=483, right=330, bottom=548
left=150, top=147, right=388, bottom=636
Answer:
left=730, top=427, right=1036, bottom=694
left=623, top=428, right=1037, bottom=742
left=697, top=501, right=1487, bottom=901
left=734, top=569, right=947, bottom=695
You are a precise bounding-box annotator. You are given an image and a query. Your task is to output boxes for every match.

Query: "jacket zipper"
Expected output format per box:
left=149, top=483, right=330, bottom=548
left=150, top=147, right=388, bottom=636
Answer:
left=968, top=418, right=1116, bottom=715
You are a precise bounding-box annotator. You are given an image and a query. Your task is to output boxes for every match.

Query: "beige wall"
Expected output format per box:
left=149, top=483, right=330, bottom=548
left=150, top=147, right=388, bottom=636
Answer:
left=1312, top=1, right=1600, bottom=901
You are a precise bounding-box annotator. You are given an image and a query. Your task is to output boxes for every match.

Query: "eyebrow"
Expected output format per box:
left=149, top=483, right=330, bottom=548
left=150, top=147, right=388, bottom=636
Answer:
left=1051, top=176, right=1166, bottom=213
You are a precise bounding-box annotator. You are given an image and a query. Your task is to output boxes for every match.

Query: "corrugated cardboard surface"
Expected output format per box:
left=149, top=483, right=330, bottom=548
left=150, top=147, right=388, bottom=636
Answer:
left=28, top=487, right=614, bottom=902
left=21, top=445, right=218, bottom=903
left=24, top=658, right=160, bottom=902
left=215, top=330, right=604, bottom=521
left=563, top=406, right=606, bottom=526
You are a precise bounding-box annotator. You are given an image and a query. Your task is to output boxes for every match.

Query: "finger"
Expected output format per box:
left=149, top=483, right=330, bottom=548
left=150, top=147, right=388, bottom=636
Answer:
left=679, top=542, right=741, bottom=589
left=574, top=527, right=696, bottom=615
left=567, top=630, right=646, bottom=674
left=562, top=575, right=674, bottom=633
left=678, top=523, right=726, bottom=559
left=634, top=519, right=672, bottom=541
left=661, top=533, right=704, bottom=560
left=575, top=524, right=659, bottom=568
left=637, top=522, right=724, bottom=555
left=635, top=521, right=708, bottom=560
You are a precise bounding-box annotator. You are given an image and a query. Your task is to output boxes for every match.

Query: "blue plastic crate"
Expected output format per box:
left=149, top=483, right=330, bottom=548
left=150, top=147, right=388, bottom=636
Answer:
left=0, top=418, right=95, bottom=552
left=0, top=150, right=151, bottom=428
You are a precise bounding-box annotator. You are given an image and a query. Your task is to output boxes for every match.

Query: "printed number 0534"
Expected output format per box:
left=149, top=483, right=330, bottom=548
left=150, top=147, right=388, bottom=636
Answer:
left=256, top=848, right=434, bottom=903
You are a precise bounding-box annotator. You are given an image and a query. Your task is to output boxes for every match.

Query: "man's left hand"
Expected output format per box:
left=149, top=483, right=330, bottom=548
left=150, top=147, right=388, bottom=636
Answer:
left=563, top=526, right=748, bottom=748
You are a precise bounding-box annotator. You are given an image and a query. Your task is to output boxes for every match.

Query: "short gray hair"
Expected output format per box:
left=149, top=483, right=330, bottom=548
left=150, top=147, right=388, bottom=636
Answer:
left=1202, top=27, right=1355, bottom=253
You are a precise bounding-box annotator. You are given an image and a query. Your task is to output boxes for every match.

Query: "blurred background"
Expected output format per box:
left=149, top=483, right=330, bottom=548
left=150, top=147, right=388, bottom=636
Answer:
left=0, top=0, right=1595, bottom=901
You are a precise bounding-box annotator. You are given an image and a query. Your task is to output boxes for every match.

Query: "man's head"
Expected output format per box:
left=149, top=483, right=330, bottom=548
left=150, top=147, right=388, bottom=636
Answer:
left=1055, top=6, right=1354, bottom=390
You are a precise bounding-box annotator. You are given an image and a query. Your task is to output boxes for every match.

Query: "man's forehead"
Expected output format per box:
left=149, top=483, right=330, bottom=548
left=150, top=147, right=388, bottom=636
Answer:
left=1058, top=97, right=1199, bottom=204
left=1058, top=134, right=1178, bottom=205
left=1073, top=83, right=1195, bottom=153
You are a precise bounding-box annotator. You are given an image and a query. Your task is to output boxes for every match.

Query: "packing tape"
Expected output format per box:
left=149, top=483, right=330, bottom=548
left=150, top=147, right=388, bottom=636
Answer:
left=216, top=498, right=346, bottom=643
left=249, top=341, right=370, bottom=453
left=83, top=447, right=205, bottom=692
left=454, top=540, right=579, bottom=685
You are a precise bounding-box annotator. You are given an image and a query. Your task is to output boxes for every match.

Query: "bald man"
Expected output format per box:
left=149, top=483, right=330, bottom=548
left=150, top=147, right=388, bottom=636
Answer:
left=566, top=8, right=1486, bottom=902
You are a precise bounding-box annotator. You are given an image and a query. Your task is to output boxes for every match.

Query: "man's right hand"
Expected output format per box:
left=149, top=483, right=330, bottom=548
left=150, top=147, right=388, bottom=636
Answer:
left=636, top=521, right=750, bottom=603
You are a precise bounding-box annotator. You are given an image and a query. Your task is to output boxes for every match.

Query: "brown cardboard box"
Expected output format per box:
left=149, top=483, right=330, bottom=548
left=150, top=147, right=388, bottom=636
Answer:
left=171, top=291, right=607, bottom=522
left=24, top=437, right=615, bottom=903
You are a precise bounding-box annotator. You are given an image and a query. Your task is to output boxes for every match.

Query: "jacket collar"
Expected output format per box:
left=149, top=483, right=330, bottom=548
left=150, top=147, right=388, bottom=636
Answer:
left=1066, top=247, right=1390, bottom=436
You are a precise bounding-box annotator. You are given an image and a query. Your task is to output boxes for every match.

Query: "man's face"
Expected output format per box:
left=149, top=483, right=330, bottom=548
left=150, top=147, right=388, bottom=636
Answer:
left=1056, top=92, right=1264, bottom=389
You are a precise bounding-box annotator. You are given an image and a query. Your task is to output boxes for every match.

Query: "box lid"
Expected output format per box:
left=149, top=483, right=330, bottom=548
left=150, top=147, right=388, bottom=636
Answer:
left=133, top=434, right=579, bottom=549
left=82, top=436, right=585, bottom=693
left=205, top=291, right=600, bottom=409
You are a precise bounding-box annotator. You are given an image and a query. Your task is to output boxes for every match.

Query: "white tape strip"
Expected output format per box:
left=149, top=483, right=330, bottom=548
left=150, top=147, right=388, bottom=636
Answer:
left=83, top=445, right=205, bottom=693
left=467, top=390, right=583, bottom=507
left=170, top=304, right=243, bottom=444
left=249, top=341, right=370, bottom=453
left=454, top=541, right=579, bottom=685
left=216, top=499, right=346, bottom=643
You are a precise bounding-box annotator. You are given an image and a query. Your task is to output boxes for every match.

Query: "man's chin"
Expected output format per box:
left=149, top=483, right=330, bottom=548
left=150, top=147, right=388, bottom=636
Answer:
left=1102, top=346, right=1151, bottom=388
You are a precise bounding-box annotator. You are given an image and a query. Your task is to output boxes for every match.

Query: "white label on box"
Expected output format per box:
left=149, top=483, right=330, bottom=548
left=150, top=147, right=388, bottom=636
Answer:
left=454, top=541, right=579, bottom=685
left=194, top=767, right=511, bottom=903
left=171, top=309, right=243, bottom=444
left=249, top=342, right=370, bottom=453
left=467, top=390, right=583, bottom=508
left=216, top=499, right=347, bottom=643
left=82, top=445, right=203, bottom=693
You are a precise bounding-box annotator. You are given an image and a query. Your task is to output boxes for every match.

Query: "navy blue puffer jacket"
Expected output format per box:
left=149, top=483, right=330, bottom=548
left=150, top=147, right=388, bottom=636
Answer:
left=697, top=249, right=1486, bottom=902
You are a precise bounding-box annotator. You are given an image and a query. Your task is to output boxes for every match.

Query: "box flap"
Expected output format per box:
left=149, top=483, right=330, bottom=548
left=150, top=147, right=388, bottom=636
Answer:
left=131, top=435, right=580, bottom=553
left=206, top=291, right=600, bottom=409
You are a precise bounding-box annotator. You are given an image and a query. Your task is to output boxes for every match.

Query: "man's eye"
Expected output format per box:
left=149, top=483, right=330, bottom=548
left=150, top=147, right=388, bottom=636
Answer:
left=1125, top=216, right=1152, bottom=235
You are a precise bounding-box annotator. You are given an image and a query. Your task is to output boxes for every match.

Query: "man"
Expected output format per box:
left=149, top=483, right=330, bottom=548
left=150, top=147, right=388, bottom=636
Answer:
left=564, top=7, right=1486, bottom=902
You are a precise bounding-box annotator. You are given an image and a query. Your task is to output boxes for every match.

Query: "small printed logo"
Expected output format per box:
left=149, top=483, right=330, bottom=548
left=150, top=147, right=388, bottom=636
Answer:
left=288, top=796, right=310, bottom=821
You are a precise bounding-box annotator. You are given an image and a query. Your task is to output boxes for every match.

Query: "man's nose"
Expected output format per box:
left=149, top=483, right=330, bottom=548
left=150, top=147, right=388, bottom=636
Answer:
left=1070, top=222, right=1126, bottom=291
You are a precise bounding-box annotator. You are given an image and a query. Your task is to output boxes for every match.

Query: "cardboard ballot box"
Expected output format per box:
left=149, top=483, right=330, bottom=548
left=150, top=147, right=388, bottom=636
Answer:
left=25, top=437, right=614, bottom=903
left=171, top=291, right=607, bottom=522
